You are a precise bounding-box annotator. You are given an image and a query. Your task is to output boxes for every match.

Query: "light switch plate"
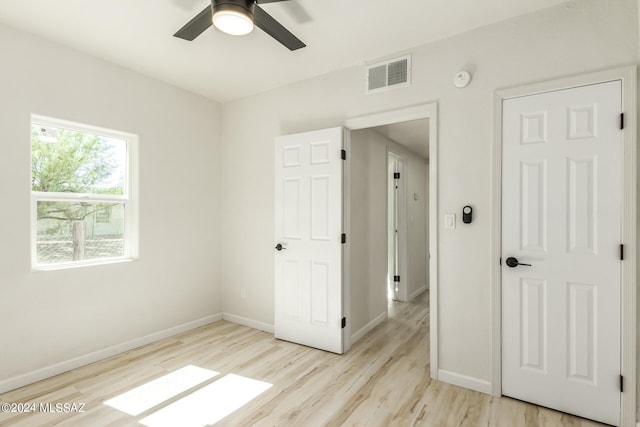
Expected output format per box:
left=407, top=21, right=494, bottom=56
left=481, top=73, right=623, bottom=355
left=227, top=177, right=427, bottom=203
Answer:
left=445, top=213, right=456, bottom=229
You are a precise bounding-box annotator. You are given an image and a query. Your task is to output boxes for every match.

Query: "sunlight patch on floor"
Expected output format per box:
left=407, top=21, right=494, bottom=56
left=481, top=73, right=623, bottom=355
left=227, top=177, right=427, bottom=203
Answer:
left=138, top=374, right=272, bottom=427
left=104, top=365, right=219, bottom=416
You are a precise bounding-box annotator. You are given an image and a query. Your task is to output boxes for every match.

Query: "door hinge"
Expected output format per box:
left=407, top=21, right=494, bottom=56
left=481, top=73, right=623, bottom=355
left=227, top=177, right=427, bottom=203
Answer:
left=620, top=375, right=624, bottom=393
left=620, top=244, right=624, bottom=261
left=393, top=172, right=400, bottom=179
left=394, top=275, right=401, bottom=282
left=341, top=233, right=346, bottom=244
left=341, top=149, right=346, bottom=160
left=341, top=317, right=346, bottom=328
left=620, top=113, right=624, bottom=130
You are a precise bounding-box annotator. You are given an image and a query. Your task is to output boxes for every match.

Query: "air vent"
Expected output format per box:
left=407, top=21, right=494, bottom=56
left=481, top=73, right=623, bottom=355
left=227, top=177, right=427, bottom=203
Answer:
left=366, top=55, right=411, bottom=94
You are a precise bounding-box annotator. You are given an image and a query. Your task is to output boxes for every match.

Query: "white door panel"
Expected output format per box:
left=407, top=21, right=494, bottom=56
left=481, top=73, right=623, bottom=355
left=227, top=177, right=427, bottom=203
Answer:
left=275, top=127, right=343, bottom=354
left=502, top=81, right=621, bottom=425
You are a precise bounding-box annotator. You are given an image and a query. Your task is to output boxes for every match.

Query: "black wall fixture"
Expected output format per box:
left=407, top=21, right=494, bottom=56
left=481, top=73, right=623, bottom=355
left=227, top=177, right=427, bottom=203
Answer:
left=462, top=205, right=473, bottom=224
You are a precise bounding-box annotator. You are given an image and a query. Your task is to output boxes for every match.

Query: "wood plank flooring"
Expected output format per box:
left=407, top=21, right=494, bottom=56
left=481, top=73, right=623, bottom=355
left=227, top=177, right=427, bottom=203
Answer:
left=0, top=292, right=605, bottom=426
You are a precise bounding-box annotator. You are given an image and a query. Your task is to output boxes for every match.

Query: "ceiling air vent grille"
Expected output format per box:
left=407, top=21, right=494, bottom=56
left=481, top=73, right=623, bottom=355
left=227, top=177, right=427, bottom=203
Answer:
left=366, top=55, right=411, bottom=94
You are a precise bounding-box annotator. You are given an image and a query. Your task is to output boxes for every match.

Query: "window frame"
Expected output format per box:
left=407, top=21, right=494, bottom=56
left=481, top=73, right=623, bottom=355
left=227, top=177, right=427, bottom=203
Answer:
left=30, top=115, right=139, bottom=270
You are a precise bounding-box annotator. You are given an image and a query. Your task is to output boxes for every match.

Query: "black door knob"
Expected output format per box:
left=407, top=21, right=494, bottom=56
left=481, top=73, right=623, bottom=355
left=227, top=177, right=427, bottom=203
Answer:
left=505, top=257, right=531, bottom=268
left=275, top=243, right=286, bottom=251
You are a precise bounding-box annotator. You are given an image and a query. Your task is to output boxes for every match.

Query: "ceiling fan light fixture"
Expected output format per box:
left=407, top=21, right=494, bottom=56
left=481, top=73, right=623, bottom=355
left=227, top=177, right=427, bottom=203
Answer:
left=212, top=2, right=255, bottom=36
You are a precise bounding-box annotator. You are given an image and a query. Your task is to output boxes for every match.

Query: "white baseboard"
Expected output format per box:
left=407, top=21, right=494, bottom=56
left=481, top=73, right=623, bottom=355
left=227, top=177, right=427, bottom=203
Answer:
left=0, top=313, right=223, bottom=394
left=410, top=285, right=428, bottom=300
left=351, top=311, right=387, bottom=344
left=223, top=313, right=274, bottom=334
left=437, top=369, right=492, bottom=395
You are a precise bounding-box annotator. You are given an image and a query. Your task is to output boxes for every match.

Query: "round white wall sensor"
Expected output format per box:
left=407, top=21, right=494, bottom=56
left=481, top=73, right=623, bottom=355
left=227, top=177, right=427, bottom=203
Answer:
left=454, top=71, right=471, bottom=88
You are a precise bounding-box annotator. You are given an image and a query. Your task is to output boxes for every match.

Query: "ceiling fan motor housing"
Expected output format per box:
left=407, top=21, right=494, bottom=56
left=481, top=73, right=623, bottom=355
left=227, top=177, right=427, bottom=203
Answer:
left=211, top=0, right=256, bottom=19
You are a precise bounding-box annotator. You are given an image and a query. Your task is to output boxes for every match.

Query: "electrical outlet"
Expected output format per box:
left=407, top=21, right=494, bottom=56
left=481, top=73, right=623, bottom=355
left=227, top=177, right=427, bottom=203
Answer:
left=240, top=288, right=247, bottom=299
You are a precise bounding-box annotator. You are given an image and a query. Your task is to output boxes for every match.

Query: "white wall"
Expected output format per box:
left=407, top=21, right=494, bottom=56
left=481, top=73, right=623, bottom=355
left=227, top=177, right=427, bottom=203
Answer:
left=220, top=0, right=638, bottom=388
left=387, top=143, right=430, bottom=302
left=349, top=129, right=388, bottom=337
left=349, top=128, right=428, bottom=340
left=0, top=24, right=222, bottom=390
left=404, top=144, right=429, bottom=298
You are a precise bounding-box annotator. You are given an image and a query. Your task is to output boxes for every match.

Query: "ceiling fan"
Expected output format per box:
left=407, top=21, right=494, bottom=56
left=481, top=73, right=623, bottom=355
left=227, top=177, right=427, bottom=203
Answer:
left=174, top=0, right=306, bottom=51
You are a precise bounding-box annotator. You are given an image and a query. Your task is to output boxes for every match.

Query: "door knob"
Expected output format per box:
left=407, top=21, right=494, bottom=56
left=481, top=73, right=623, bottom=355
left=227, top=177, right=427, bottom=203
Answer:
left=505, top=257, right=531, bottom=268
left=275, top=243, right=286, bottom=251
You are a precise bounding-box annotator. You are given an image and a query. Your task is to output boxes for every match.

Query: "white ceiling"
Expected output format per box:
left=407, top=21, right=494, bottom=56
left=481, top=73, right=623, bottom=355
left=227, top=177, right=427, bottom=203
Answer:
left=0, top=0, right=568, bottom=103
left=372, top=119, right=430, bottom=160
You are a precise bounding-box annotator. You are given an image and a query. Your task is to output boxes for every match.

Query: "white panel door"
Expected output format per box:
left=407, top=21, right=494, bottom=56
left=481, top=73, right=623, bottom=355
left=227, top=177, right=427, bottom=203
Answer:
left=502, top=81, right=622, bottom=425
left=274, top=127, right=344, bottom=354
left=387, top=152, right=407, bottom=302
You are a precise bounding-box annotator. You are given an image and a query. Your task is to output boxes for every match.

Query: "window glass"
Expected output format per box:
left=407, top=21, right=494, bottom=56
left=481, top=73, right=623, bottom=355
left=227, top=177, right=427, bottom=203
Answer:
left=31, top=117, right=135, bottom=269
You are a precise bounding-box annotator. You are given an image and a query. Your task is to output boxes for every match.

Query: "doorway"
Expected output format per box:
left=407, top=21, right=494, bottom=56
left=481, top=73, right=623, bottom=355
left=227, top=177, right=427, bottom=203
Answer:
left=347, top=123, right=428, bottom=337
left=344, top=103, right=438, bottom=375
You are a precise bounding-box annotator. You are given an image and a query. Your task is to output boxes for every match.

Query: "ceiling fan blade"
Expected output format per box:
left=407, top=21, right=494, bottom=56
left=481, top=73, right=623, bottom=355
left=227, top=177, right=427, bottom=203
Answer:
left=253, top=5, right=306, bottom=50
left=174, top=5, right=213, bottom=41
left=254, top=4, right=305, bottom=50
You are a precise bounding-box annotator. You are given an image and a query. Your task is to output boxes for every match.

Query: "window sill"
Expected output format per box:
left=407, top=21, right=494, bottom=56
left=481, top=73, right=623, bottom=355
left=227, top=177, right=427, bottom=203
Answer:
left=32, top=257, right=137, bottom=272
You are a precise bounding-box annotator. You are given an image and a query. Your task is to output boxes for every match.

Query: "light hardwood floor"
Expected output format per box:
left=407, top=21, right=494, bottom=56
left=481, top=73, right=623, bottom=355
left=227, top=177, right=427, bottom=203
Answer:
left=0, top=292, right=605, bottom=426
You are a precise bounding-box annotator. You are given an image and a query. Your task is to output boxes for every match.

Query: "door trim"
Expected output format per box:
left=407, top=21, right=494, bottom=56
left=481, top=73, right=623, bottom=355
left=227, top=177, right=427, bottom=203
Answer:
left=490, top=66, right=637, bottom=426
left=345, top=102, right=438, bottom=376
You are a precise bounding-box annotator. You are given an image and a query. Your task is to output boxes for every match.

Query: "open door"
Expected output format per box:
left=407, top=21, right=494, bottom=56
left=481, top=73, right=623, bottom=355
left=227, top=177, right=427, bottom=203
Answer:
left=274, top=127, right=344, bottom=354
left=387, top=151, right=407, bottom=302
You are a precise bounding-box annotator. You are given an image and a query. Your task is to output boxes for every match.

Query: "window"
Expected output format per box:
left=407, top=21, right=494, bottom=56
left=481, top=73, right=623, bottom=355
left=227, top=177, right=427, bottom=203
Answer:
left=31, top=116, right=137, bottom=269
